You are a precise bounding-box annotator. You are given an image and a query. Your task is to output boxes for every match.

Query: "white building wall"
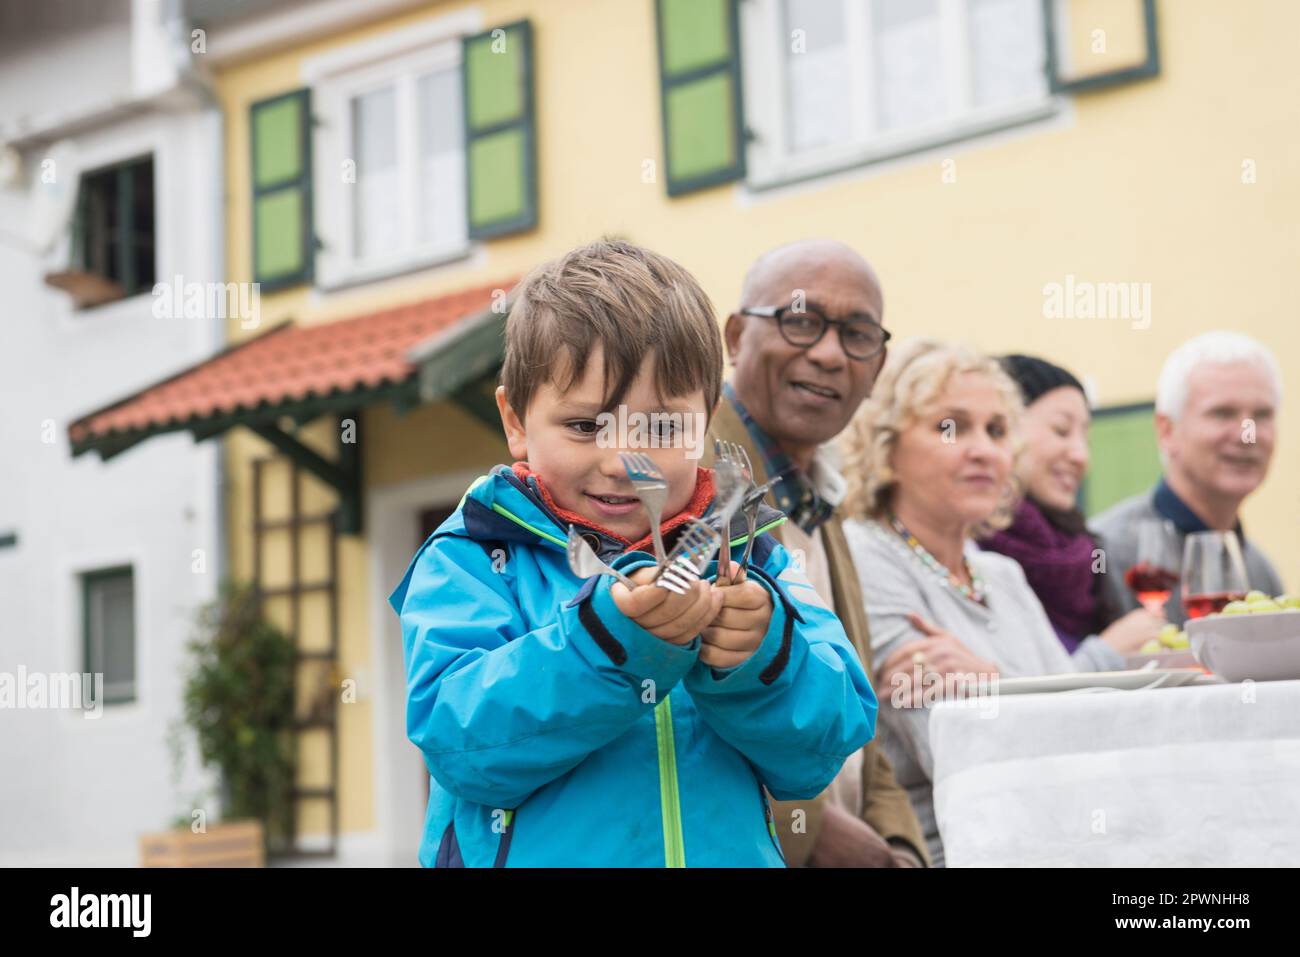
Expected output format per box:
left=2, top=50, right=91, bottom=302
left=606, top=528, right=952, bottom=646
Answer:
left=0, top=10, right=226, bottom=866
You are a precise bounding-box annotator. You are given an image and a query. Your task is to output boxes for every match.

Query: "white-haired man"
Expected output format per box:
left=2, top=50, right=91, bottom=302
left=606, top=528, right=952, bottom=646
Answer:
left=1094, top=331, right=1283, bottom=624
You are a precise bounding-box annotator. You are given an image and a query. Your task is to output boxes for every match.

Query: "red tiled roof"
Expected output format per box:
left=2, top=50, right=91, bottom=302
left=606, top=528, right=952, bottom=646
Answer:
left=69, top=279, right=512, bottom=449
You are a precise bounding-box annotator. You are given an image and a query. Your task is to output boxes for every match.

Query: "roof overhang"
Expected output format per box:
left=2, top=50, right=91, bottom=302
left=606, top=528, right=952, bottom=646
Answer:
left=66, top=278, right=513, bottom=532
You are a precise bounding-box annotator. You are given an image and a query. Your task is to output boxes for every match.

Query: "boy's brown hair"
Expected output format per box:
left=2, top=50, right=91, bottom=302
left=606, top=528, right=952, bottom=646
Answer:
left=501, top=238, right=723, bottom=421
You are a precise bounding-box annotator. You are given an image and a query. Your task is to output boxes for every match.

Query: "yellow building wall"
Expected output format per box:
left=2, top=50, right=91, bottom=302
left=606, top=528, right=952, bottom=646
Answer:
left=214, top=0, right=1300, bottom=838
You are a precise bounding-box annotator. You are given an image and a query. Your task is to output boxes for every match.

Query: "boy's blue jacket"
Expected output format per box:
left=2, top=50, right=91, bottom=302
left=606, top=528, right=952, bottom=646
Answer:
left=387, top=464, right=877, bottom=867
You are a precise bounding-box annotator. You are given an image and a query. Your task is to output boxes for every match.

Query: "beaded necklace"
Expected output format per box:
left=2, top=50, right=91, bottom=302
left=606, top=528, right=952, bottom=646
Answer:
left=888, top=512, right=989, bottom=607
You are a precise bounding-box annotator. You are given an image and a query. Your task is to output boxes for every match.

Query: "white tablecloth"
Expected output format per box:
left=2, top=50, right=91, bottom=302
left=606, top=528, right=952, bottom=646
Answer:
left=929, top=679, right=1300, bottom=866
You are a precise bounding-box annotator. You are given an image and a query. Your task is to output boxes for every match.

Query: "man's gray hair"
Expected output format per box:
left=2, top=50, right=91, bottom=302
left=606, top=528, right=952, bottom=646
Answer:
left=1155, top=331, right=1281, bottom=422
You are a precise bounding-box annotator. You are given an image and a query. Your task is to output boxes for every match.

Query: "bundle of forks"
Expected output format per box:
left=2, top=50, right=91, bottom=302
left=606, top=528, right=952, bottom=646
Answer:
left=565, top=442, right=779, bottom=595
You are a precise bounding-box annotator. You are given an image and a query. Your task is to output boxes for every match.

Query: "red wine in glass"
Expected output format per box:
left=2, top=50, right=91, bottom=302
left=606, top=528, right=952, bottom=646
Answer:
left=1127, top=521, right=1181, bottom=613
left=1183, top=591, right=1247, bottom=620
left=1182, top=530, right=1250, bottom=620
left=1124, top=562, right=1180, bottom=612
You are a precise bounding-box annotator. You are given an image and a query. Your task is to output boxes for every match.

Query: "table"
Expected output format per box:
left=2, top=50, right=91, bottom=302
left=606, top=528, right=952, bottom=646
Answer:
left=929, top=679, right=1300, bottom=866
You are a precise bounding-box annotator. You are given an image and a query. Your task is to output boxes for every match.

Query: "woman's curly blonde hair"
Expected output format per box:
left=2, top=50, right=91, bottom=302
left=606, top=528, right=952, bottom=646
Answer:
left=838, top=339, right=1026, bottom=536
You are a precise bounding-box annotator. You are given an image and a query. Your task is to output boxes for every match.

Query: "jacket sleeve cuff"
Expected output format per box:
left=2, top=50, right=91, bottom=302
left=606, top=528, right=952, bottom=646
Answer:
left=686, top=568, right=791, bottom=691
left=576, top=557, right=701, bottom=691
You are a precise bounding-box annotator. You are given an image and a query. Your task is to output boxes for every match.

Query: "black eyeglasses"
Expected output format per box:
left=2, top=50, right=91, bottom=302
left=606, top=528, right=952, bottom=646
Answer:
left=740, top=306, right=891, bottom=361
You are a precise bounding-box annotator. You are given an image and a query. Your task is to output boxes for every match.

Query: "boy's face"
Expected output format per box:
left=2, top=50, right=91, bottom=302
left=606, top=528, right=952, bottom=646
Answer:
left=495, top=343, right=711, bottom=542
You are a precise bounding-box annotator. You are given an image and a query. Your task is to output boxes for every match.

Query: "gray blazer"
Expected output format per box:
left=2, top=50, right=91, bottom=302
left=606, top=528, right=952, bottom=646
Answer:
left=843, top=517, right=1124, bottom=866
left=1092, top=488, right=1284, bottom=626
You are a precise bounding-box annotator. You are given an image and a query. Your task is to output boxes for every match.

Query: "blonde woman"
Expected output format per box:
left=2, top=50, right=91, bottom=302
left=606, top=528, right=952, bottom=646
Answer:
left=839, top=340, right=1125, bottom=865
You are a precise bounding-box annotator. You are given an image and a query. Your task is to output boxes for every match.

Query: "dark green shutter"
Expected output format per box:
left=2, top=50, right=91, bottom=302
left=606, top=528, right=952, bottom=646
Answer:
left=1043, top=0, right=1159, bottom=94
left=462, top=20, right=537, bottom=239
left=250, top=89, right=313, bottom=289
left=1084, top=402, right=1162, bottom=517
left=655, top=0, right=746, bottom=196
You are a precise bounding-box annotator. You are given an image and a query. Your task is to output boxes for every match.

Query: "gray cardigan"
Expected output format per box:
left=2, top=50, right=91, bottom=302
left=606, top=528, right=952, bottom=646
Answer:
left=842, top=517, right=1125, bottom=866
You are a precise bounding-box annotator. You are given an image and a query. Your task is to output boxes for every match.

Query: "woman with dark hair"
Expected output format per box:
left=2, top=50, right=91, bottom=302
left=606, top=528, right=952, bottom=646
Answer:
left=980, top=355, right=1164, bottom=657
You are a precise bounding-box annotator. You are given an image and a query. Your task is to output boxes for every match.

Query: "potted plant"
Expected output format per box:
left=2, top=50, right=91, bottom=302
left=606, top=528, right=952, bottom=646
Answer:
left=140, top=581, right=295, bottom=866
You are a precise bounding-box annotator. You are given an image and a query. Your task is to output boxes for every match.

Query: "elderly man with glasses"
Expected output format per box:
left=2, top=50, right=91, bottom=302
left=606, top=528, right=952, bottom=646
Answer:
left=705, top=239, right=927, bottom=867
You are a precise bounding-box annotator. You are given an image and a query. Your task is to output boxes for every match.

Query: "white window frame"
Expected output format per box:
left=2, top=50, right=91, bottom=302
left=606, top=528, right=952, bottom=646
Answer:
left=306, top=9, right=481, bottom=289
left=741, top=0, right=1060, bottom=189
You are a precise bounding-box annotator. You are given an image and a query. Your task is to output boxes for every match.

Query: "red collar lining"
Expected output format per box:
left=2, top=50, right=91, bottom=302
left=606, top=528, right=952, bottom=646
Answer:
left=510, top=461, right=715, bottom=553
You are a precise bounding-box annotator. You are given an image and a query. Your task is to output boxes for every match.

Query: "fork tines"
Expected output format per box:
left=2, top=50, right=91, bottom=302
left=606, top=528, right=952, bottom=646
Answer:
left=655, top=519, right=720, bottom=593
left=657, top=557, right=698, bottom=595
left=619, top=451, right=663, bottom=481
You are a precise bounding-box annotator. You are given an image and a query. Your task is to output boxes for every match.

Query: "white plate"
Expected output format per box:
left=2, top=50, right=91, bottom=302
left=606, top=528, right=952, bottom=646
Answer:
left=994, top=669, right=1216, bottom=696
left=1123, top=650, right=1199, bottom=670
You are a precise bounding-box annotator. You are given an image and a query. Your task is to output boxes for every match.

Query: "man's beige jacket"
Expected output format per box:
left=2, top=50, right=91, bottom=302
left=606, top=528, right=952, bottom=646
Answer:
left=706, top=396, right=929, bottom=866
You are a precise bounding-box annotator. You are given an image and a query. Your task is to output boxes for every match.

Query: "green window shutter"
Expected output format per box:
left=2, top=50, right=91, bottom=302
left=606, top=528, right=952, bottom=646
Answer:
left=250, top=89, right=313, bottom=289
left=656, top=0, right=745, bottom=197
left=462, top=20, right=537, bottom=240
left=1084, top=402, right=1162, bottom=517
left=1044, top=0, right=1159, bottom=94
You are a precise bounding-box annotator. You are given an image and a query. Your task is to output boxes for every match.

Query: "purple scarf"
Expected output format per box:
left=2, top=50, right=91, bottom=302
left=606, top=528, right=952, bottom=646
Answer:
left=982, top=499, right=1099, bottom=651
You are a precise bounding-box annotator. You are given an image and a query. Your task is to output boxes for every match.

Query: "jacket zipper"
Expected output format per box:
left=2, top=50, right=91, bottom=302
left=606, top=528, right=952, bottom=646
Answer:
left=492, top=809, right=515, bottom=867
left=654, top=696, right=686, bottom=868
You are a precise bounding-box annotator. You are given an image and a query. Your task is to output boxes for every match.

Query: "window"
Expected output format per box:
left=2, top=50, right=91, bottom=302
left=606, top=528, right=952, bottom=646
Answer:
left=742, top=0, right=1052, bottom=186
left=82, top=566, right=137, bottom=706
left=1084, top=402, right=1162, bottom=517
left=314, top=41, right=467, bottom=286
left=48, top=156, right=155, bottom=308
left=272, top=15, right=536, bottom=289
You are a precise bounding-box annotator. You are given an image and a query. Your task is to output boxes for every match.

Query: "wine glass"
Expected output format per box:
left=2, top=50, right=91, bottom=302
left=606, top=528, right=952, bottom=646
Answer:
left=1181, top=530, right=1250, bottom=619
left=1123, top=520, right=1181, bottom=613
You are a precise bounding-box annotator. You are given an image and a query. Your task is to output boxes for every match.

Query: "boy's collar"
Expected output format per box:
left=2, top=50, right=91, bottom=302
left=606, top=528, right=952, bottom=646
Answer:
left=509, top=461, right=716, bottom=553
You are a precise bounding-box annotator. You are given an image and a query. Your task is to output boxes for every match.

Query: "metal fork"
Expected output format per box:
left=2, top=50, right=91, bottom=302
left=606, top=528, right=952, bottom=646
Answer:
left=714, top=439, right=766, bottom=571
left=566, top=525, right=637, bottom=589
left=619, top=452, right=669, bottom=566
left=710, top=458, right=749, bottom=534
left=709, top=455, right=749, bottom=582
left=656, top=518, right=722, bottom=594
left=738, top=476, right=782, bottom=569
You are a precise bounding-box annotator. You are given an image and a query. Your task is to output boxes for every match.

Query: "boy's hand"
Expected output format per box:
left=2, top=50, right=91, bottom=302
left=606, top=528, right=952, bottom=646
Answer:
left=700, top=559, right=772, bottom=669
left=611, top=565, right=723, bottom=646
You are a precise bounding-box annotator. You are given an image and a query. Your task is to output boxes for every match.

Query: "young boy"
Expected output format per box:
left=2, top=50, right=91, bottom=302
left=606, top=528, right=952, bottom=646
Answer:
left=388, top=239, right=877, bottom=867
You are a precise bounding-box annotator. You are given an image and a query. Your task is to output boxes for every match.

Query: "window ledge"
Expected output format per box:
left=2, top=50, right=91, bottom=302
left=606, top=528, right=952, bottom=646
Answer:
left=743, top=100, right=1063, bottom=196
left=314, top=244, right=476, bottom=295
left=44, top=270, right=128, bottom=311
